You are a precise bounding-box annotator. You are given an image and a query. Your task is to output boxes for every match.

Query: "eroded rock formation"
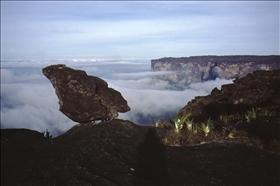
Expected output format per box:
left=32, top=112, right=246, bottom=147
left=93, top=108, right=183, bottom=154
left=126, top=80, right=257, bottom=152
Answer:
left=178, top=69, right=280, bottom=120
left=151, top=55, right=280, bottom=86
left=42, top=64, right=130, bottom=123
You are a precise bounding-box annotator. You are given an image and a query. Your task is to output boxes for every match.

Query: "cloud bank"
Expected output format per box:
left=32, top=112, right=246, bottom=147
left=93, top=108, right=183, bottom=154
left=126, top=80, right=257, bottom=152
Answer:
left=110, top=78, right=232, bottom=124
left=1, top=60, right=233, bottom=136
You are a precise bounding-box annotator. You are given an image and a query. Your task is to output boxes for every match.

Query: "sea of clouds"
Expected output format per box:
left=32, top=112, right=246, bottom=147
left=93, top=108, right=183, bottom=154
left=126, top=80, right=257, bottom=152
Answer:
left=0, top=59, right=233, bottom=137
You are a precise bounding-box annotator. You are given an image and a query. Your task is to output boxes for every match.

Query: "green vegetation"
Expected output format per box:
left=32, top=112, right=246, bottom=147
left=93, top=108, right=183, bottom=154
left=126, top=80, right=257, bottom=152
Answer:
left=186, top=117, right=194, bottom=131
left=160, top=114, right=215, bottom=146
left=200, top=118, right=212, bottom=137
left=156, top=108, right=279, bottom=153
left=218, top=107, right=278, bottom=124
left=165, top=113, right=192, bottom=134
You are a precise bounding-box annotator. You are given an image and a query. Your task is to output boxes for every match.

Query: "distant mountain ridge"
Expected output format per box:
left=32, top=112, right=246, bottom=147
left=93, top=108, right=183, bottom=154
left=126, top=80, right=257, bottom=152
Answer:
left=151, top=55, right=280, bottom=86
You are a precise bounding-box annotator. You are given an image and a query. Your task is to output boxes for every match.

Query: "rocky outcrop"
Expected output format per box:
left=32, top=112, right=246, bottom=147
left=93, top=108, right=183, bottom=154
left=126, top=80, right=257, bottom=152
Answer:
left=178, top=69, right=280, bottom=120
left=42, top=64, right=130, bottom=123
left=1, top=119, right=279, bottom=186
left=151, top=55, right=280, bottom=86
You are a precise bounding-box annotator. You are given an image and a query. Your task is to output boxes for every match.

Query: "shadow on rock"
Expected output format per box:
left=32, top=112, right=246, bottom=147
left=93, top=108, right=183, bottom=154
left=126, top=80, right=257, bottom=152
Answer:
left=134, top=128, right=169, bottom=186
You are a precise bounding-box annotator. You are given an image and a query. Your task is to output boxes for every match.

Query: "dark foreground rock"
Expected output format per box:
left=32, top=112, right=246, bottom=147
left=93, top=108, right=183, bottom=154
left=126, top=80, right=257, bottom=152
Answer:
left=1, top=119, right=279, bottom=186
left=42, top=64, right=130, bottom=123
left=179, top=70, right=280, bottom=120
left=177, top=70, right=280, bottom=152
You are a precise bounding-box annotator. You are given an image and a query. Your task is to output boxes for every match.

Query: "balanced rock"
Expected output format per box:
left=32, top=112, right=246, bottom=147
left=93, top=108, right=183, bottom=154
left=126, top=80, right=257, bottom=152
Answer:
left=42, top=64, right=130, bottom=123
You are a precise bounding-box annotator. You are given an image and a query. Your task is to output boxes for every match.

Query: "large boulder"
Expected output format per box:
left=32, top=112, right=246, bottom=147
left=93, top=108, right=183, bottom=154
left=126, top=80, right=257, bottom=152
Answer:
left=42, top=64, right=130, bottom=123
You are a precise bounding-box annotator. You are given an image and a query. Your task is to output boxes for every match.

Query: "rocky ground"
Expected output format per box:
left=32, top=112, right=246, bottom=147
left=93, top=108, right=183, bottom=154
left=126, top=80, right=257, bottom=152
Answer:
left=179, top=69, right=280, bottom=119
left=1, top=119, right=279, bottom=186
left=1, top=69, right=280, bottom=185
left=178, top=70, right=280, bottom=153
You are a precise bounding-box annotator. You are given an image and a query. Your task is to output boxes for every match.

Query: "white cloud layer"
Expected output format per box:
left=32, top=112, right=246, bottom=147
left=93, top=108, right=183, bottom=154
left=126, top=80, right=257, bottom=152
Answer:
left=0, top=60, right=233, bottom=136
left=109, top=78, right=232, bottom=124
left=1, top=83, right=74, bottom=136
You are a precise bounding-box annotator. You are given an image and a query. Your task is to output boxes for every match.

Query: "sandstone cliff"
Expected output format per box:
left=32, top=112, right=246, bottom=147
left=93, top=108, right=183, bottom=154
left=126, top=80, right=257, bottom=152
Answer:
left=151, top=55, right=280, bottom=86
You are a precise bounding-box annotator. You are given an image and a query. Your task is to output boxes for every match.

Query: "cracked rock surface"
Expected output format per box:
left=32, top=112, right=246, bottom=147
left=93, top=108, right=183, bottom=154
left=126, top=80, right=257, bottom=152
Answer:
left=1, top=119, right=279, bottom=186
left=42, top=64, right=130, bottom=123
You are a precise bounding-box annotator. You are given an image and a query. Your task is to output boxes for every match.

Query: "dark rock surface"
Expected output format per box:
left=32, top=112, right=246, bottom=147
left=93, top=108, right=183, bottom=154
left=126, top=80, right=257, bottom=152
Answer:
left=178, top=70, right=280, bottom=148
left=2, top=64, right=280, bottom=185
left=1, top=119, right=279, bottom=186
left=179, top=69, right=280, bottom=120
left=42, top=64, right=130, bottom=123
left=151, top=55, right=280, bottom=86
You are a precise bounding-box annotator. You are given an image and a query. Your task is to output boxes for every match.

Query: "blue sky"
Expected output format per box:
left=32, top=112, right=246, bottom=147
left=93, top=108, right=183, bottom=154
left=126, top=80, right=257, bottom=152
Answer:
left=1, top=1, right=279, bottom=60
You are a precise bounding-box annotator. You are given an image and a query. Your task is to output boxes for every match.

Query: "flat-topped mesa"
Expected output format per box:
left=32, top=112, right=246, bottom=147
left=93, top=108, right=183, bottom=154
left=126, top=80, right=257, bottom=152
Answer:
left=42, top=64, right=130, bottom=123
left=151, top=55, right=280, bottom=85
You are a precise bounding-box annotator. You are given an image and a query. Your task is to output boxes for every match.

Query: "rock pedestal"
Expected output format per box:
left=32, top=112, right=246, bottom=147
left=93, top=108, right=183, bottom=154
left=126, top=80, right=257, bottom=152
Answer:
left=43, top=64, right=130, bottom=123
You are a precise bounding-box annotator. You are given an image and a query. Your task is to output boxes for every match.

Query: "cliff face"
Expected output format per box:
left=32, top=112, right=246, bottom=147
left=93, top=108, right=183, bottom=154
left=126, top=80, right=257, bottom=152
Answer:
left=151, top=55, right=280, bottom=85
left=178, top=69, right=280, bottom=120
left=177, top=70, right=280, bottom=148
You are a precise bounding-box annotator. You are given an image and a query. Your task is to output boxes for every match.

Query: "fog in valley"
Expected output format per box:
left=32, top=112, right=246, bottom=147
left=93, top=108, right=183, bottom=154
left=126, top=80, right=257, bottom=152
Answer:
left=1, top=59, right=233, bottom=136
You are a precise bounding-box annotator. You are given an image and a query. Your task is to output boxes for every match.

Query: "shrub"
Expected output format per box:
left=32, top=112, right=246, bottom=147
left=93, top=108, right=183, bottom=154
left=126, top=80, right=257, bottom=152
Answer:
left=200, top=118, right=212, bottom=137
